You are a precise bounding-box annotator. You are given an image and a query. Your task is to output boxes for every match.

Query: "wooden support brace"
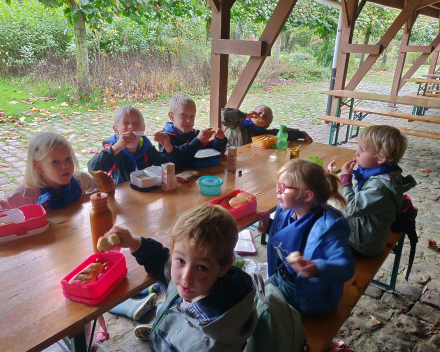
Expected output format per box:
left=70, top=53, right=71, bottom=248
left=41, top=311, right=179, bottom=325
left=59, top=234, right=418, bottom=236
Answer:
left=211, top=39, right=267, bottom=56
left=226, top=0, right=298, bottom=109
left=417, top=0, right=440, bottom=9
left=208, top=0, right=220, bottom=13
left=341, top=44, right=381, bottom=54
left=400, top=45, right=433, bottom=53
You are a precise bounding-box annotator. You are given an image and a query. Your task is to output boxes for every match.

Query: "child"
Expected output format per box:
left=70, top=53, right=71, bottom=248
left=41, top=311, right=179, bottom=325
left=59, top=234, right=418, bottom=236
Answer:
left=257, top=159, right=354, bottom=315
left=88, top=105, right=178, bottom=184
left=103, top=204, right=257, bottom=351
left=0, top=131, right=114, bottom=210
left=159, top=93, right=227, bottom=169
left=221, top=105, right=313, bottom=147
left=340, top=125, right=417, bottom=257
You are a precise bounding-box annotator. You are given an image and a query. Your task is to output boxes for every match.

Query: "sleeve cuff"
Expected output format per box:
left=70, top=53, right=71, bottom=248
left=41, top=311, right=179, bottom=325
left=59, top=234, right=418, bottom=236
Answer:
left=130, top=236, right=142, bottom=254
left=340, top=174, right=353, bottom=187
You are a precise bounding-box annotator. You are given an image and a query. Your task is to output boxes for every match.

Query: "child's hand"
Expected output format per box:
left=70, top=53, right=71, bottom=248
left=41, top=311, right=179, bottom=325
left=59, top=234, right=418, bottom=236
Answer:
left=303, top=133, right=313, bottom=143
left=107, top=173, right=115, bottom=191
left=112, top=132, right=136, bottom=155
left=257, top=211, right=270, bottom=233
left=154, top=132, right=173, bottom=154
left=197, top=128, right=216, bottom=144
left=341, top=160, right=356, bottom=175
left=215, top=128, right=225, bottom=139
left=290, top=258, right=319, bottom=278
left=105, top=226, right=139, bottom=251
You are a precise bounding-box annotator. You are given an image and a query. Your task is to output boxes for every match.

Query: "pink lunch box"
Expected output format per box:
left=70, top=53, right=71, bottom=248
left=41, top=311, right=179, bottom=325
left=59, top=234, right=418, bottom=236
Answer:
left=60, top=252, right=127, bottom=305
left=209, top=190, right=257, bottom=220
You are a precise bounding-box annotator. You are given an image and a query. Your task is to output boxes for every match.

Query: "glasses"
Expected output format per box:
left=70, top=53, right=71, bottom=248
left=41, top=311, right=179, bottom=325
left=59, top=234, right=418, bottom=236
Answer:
left=276, top=182, right=299, bottom=194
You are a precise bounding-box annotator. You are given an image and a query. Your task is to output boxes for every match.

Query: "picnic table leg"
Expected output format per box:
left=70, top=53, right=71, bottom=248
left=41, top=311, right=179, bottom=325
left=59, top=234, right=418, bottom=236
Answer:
left=345, top=98, right=354, bottom=143
left=329, top=98, right=342, bottom=145
left=70, top=328, right=88, bottom=352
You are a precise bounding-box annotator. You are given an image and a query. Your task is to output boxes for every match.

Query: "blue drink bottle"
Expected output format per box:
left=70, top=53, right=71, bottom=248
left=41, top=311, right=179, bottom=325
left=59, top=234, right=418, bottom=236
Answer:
left=276, top=125, right=288, bottom=150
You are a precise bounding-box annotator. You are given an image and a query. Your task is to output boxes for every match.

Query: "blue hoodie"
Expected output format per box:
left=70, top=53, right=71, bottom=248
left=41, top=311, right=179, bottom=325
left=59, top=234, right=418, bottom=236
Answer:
left=87, top=135, right=177, bottom=185
left=159, top=122, right=227, bottom=169
left=267, top=203, right=354, bottom=315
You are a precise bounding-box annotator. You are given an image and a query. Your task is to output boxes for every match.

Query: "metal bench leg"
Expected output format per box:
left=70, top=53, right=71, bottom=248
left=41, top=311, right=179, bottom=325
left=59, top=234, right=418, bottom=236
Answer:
left=371, top=235, right=405, bottom=293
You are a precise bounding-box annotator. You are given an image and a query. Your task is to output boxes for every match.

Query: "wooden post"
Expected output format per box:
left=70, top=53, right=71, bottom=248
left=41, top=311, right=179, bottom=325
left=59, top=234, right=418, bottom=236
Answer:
left=210, top=0, right=234, bottom=129
left=390, top=3, right=417, bottom=102
left=330, top=0, right=359, bottom=115
left=429, top=13, right=440, bottom=74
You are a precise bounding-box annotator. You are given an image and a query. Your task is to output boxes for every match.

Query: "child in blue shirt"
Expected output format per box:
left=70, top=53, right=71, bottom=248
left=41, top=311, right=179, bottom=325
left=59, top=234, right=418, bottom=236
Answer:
left=88, top=105, right=178, bottom=185
left=159, top=93, right=227, bottom=169
left=221, top=105, right=313, bottom=147
left=257, top=159, right=354, bottom=315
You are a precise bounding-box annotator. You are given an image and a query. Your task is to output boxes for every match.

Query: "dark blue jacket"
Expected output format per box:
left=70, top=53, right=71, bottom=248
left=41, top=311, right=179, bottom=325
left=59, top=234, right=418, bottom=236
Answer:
left=87, top=135, right=177, bottom=185
left=159, top=122, right=227, bottom=169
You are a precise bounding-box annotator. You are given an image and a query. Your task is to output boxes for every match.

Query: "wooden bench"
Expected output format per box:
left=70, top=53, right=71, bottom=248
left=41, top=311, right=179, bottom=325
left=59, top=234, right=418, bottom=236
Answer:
left=317, top=115, right=440, bottom=145
left=353, top=107, right=440, bottom=124
left=302, top=232, right=404, bottom=352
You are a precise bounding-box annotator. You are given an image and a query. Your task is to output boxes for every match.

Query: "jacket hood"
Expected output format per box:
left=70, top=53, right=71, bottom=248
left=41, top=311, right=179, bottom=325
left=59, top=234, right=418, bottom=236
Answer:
left=374, top=172, right=417, bottom=206
left=178, top=267, right=257, bottom=346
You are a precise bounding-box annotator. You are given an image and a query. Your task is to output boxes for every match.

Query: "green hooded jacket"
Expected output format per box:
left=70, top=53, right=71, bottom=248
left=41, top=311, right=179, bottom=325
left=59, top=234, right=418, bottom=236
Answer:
left=343, top=171, right=417, bottom=256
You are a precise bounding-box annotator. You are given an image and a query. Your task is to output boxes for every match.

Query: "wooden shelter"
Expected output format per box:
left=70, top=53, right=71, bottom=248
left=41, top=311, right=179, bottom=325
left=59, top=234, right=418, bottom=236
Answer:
left=208, top=0, right=440, bottom=125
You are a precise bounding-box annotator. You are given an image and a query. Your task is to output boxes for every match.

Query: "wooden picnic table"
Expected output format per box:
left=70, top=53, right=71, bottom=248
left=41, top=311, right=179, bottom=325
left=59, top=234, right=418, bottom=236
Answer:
left=422, top=73, right=440, bottom=79
left=0, top=141, right=355, bottom=352
left=405, top=78, right=440, bottom=85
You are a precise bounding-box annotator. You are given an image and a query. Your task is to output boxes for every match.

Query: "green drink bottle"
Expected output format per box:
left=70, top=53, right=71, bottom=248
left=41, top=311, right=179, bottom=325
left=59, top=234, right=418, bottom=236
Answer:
left=276, top=125, right=288, bottom=150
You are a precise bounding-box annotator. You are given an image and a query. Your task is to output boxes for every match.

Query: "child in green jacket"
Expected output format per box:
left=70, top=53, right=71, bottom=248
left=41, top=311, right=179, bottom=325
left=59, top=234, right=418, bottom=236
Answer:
left=340, top=125, right=416, bottom=257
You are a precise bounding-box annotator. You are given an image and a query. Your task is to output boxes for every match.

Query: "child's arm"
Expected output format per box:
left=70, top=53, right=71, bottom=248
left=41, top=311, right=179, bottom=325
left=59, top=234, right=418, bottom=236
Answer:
left=105, top=226, right=171, bottom=286
left=74, top=171, right=115, bottom=194
left=206, top=129, right=227, bottom=154
left=257, top=211, right=272, bottom=233
left=87, top=148, right=118, bottom=174
left=221, top=108, right=248, bottom=129
left=298, top=221, right=354, bottom=284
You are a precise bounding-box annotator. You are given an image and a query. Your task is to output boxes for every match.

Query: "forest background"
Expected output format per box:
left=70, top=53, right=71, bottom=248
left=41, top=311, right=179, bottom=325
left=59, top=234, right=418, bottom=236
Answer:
left=0, top=0, right=439, bottom=118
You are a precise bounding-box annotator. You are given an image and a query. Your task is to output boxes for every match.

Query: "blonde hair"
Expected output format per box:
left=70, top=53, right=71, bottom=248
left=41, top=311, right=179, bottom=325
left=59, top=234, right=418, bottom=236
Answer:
left=24, top=132, right=79, bottom=188
left=359, top=125, right=407, bottom=165
left=113, top=105, right=145, bottom=129
left=171, top=204, right=238, bottom=267
left=169, top=93, right=196, bottom=114
left=278, top=159, right=347, bottom=209
left=254, top=104, right=274, bottom=126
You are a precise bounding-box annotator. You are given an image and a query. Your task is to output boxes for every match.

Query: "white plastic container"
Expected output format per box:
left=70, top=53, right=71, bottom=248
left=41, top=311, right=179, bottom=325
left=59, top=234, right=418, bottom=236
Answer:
left=130, top=166, right=162, bottom=192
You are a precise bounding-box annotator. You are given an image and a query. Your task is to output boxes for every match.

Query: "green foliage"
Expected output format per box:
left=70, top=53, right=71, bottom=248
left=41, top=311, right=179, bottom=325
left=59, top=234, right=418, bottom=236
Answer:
left=0, top=0, right=70, bottom=75
left=410, top=17, right=439, bottom=45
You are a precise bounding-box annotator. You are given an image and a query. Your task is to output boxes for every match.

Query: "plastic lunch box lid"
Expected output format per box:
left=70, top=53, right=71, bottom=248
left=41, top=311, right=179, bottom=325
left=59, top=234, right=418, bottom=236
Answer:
left=194, top=148, right=221, bottom=159
left=198, top=175, right=223, bottom=187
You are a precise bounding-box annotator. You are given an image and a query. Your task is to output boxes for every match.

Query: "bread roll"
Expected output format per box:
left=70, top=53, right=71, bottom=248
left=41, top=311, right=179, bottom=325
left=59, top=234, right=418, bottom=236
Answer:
left=286, top=251, right=302, bottom=264
left=236, top=192, right=256, bottom=202
left=69, top=263, right=104, bottom=285
left=229, top=197, right=248, bottom=208
left=176, top=170, right=199, bottom=183
left=97, top=233, right=120, bottom=253
left=92, top=170, right=113, bottom=193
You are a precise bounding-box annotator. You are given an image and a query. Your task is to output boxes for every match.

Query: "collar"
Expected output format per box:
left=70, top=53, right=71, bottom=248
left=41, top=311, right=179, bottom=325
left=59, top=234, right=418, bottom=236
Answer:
left=353, top=164, right=402, bottom=191
left=37, top=175, right=82, bottom=209
left=239, top=118, right=266, bottom=132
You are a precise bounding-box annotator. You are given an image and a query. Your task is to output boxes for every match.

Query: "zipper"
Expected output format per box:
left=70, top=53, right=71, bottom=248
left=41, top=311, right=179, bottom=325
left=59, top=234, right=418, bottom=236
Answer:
left=151, top=292, right=180, bottom=335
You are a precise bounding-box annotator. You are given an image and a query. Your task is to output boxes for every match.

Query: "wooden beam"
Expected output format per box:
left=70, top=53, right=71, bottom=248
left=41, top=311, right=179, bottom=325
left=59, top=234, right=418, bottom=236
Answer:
left=345, top=0, right=424, bottom=92
left=208, top=0, right=220, bottom=13
left=398, top=30, right=440, bottom=90
left=225, top=0, right=298, bottom=109
left=341, top=44, right=381, bottom=54
left=341, top=0, right=350, bottom=27
left=400, top=45, right=433, bottom=52
left=429, top=14, right=440, bottom=73
left=368, top=0, right=439, bottom=18
left=211, top=39, right=266, bottom=56
left=417, top=0, right=440, bottom=9
left=210, top=0, right=233, bottom=129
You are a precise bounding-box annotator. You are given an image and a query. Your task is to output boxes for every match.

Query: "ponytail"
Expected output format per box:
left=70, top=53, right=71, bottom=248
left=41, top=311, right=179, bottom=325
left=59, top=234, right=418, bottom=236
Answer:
left=325, top=172, right=347, bottom=209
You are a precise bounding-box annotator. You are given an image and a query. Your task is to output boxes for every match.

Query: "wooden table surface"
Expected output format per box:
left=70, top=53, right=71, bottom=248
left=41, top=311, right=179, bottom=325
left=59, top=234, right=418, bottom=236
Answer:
left=321, top=89, right=440, bottom=109
left=0, top=141, right=355, bottom=352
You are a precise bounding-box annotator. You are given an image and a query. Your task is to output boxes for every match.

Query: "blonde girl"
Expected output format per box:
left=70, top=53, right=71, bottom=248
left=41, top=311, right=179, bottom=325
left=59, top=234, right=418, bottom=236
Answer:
left=257, top=159, right=354, bottom=315
left=1, top=132, right=113, bottom=210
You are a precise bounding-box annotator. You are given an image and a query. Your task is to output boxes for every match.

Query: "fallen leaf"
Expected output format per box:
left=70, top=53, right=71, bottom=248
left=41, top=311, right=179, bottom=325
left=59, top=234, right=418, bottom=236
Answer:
left=370, top=316, right=381, bottom=324
left=0, top=163, right=12, bottom=167
left=351, top=326, right=360, bottom=330
left=9, top=101, right=18, bottom=104
left=420, top=168, right=431, bottom=173
left=16, top=91, right=23, bottom=93
left=421, top=187, right=427, bottom=190
left=60, top=102, right=68, bottom=106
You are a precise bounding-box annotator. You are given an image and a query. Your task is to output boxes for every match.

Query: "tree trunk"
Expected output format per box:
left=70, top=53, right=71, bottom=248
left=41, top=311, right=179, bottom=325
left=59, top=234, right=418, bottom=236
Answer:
left=382, top=44, right=389, bottom=65
left=206, top=17, right=212, bottom=43
left=74, top=11, right=91, bottom=96
left=322, top=29, right=329, bottom=65
left=359, top=26, right=372, bottom=67
left=236, top=20, right=243, bottom=40
left=274, top=34, right=281, bottom=65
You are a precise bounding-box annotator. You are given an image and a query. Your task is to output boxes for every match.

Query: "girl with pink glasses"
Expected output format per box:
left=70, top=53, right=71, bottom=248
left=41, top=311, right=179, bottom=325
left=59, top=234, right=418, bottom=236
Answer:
left=257, top=159, right=354, bottom=315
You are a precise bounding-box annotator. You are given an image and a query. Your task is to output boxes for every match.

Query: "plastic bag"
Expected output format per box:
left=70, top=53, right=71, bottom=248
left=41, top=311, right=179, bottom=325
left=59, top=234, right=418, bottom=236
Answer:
left=243, top=259, right=268, bottom=281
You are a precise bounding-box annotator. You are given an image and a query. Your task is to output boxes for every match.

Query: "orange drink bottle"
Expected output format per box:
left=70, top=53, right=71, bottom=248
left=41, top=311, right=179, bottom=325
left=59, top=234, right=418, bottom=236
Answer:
left=90, top=192, right=114, bottom=253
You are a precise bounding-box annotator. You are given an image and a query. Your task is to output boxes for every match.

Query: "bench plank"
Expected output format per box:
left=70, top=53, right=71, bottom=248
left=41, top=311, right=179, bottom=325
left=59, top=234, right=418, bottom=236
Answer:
left=317, top=115, right=440, bottom=140
left=353, top=107, right=440, bottom=124
left=302, top=232, right=403, bottom=352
